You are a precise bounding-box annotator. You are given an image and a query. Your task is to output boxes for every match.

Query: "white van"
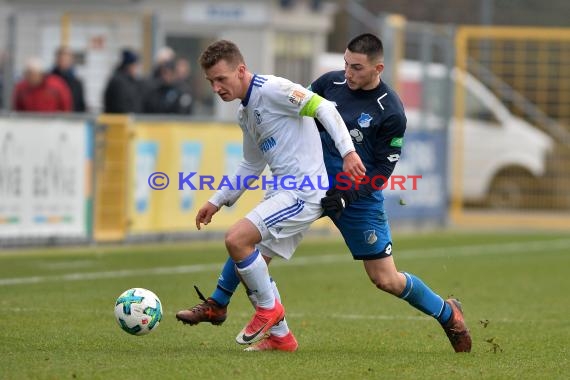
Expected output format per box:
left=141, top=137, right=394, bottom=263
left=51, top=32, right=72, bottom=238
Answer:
left=318, top=53, right=554, bottom=208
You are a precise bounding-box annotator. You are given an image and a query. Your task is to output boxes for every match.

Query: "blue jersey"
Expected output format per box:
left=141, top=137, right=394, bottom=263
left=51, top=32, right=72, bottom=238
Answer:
left=310, top=70, right=407, bottom=204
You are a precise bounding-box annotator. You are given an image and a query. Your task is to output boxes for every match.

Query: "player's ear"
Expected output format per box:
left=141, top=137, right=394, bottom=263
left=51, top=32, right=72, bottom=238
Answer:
left=237, top=64, right=246, bottom=79
left=376, top=62, right=384, bottom=75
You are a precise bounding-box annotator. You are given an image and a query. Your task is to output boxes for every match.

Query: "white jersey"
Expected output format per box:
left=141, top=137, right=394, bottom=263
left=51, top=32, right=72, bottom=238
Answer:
left=210, top=74, right=354, bottom=207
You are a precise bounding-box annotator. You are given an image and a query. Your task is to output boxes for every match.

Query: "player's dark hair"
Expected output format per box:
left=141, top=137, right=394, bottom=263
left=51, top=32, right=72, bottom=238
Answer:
left=347, top=33, right=384, bottom=62
left=199, top=40, right=245, bottom=70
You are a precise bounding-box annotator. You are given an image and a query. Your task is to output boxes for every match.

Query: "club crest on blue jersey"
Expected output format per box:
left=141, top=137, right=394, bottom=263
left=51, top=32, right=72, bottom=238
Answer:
left=358, top=113, right=373, bottom=128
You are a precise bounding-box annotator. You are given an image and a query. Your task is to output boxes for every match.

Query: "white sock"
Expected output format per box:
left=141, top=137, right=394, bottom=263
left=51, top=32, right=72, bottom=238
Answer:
left=235, top=250, right=274, bottom=309
left=246, top=279, right=290, bottom=337
left=268, top=279, right=290, bottom=337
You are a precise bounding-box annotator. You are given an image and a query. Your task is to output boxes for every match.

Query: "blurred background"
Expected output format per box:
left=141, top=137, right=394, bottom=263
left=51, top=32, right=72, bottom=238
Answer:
left=0, top=0, right=568, bottom=247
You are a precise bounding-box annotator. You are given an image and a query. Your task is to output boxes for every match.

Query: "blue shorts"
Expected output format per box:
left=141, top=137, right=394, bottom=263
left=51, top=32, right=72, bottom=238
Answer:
left=326, top=201, right=393, bottom=260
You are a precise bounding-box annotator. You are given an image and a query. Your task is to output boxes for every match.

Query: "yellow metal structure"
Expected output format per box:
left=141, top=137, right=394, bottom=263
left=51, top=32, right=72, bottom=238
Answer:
left=93, top=114, right=132, bottom=242
left=453, top=26, right=570, bottom=229
left=60, top=12, right=70, bottom=47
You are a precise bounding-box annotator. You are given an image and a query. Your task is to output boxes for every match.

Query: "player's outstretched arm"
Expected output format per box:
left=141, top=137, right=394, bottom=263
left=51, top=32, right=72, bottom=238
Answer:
left=195, top=202, right=219, bottom=230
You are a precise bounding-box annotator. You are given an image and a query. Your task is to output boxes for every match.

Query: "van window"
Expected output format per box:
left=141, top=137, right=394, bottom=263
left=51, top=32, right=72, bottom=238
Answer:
left=465, top=88, right=499, bottom=123
left=400, top=76, right=447, bottom=117
left=424, top=77, right=446, bottom=117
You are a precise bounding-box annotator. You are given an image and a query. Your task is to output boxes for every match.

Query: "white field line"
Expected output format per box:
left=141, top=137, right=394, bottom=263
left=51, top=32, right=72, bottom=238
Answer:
left=240, top=312, right=531, bottom=324
left=4, top=307, right=534, bottom=324
left=1, top=238, right=569, bottom=287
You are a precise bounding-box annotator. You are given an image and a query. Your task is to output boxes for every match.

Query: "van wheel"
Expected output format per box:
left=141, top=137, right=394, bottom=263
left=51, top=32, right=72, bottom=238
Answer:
left=487, top=169, right=537, bottom=209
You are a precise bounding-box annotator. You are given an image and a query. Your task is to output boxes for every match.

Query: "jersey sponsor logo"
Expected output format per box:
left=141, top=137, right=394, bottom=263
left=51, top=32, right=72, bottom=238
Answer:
left=358, top=113, right=373, bottom=128
left=288, top=89, right=307, bottom=106
left=349, top=129, right=364, bottom=143
left=254, top=109, right=262, bottom=124
left=364, top=230, right=378, bottom=245
left=259, top=136, right=277, bottom=153
left=387, top=154, right=400, bottom=162
left=390, top=137, right=404, bottom=147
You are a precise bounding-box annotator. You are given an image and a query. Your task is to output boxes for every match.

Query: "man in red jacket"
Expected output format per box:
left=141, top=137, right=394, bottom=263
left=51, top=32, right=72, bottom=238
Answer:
left=12, top=58, right=72, bottom=112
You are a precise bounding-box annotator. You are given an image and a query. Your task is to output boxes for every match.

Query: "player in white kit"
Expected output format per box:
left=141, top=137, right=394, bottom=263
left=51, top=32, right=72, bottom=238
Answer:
left=191, top=40, right=365, bottom=348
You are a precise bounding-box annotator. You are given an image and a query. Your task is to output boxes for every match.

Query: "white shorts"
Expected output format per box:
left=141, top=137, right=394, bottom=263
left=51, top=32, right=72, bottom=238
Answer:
left=246, top=191, right=323, bottom=260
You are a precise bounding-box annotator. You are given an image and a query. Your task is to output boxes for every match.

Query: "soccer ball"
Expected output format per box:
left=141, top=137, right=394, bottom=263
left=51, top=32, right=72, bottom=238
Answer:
left=114, top=288, right=163, bottom=335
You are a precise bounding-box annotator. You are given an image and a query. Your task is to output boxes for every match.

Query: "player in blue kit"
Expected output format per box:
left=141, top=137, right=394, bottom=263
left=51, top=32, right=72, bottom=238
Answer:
left=315, top=34, right=471, bottom=353
left=177, top=34, right=471, bottom=353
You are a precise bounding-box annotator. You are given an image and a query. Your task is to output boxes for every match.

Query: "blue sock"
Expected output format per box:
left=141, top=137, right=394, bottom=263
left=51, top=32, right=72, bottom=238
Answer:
left=210, top=257, right=241, bottom=306
left=399, top=272, right=452, bottom=324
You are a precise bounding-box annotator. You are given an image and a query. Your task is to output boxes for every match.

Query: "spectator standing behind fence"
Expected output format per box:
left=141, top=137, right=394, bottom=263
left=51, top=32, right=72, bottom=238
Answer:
left=51, top=46, right=86, bottom=112
left=12, top=58, right=72, bottom=112
left=175, top=57, right=194, bottom=114
left=152, top=46, right=176, bottom=79
left=142, top=60, right=193, bottom=115
left=103, top=49, right=142, bottom=114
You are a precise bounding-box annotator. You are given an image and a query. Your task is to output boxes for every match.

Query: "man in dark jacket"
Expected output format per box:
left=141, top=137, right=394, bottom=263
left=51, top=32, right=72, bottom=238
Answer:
left=51, top=46, right=87, bottom=112
left=103, top=49, right=142, bottom=114
left=142, top=60, right=193, bottom=114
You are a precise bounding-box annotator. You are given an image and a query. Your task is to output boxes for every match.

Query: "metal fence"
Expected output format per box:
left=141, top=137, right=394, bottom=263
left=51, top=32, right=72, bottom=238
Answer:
left=451, top=26, right=570, bottom=228
left=3, top=5, right=570, bottom=247
left=374, top=13, right=570, bottom=229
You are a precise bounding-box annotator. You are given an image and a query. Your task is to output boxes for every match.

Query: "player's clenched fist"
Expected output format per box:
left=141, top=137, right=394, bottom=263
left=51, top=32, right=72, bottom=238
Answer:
left=195, top=202, right=219, bottom=230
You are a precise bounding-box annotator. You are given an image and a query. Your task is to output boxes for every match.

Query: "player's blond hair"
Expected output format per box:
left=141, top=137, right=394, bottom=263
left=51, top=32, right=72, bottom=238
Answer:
left=199, top=40, right=245, bottom=70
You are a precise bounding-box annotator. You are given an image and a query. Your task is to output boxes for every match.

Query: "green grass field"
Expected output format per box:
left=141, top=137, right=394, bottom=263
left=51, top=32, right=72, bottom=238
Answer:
left=1, top=231, right=569, bottom=379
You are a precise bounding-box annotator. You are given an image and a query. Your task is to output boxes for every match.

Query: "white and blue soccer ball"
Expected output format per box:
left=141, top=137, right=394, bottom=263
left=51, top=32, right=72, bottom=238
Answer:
left=114, top=288, right=163, bottom=335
